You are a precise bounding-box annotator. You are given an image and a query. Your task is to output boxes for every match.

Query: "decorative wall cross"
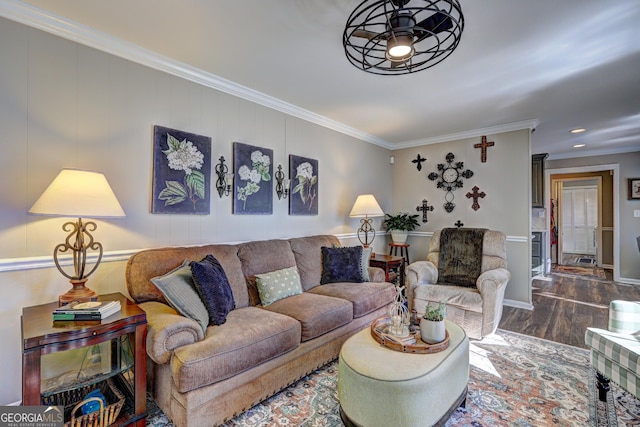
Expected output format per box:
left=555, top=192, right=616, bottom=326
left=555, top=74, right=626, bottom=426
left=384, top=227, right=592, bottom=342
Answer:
left=465, top=185, right=486, bottom=211
left=454, top=220, right=464, bottom=228
left=412, top=154, right=427, bottom=171
left=416, top=199, right=434, bottom=223
left=474, top=136, right=494, bottom=163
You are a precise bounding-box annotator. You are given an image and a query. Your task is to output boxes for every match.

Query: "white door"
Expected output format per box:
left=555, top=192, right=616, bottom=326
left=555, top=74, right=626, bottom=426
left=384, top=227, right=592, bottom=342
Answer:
left=561, top=185, right=598, bottom=255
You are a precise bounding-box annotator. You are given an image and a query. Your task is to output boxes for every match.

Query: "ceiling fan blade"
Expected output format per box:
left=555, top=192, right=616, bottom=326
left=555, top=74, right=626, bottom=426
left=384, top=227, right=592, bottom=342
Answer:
left=415, top=11, right=453, bottom=41
left=352, top=29, right=383, bottom=40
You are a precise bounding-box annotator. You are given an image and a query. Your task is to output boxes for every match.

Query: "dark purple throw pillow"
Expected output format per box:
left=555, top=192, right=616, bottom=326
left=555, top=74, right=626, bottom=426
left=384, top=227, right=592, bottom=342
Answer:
left=190, top=255, right=235, bottom=325
left=320, top=246, right=364, bottom=284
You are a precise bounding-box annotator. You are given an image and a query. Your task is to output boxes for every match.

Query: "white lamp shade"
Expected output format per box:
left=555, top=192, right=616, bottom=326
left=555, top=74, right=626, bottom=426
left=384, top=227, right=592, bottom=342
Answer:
left=29, top=169, right=126, bottom=218
left=349, top=194, right=384, bottom=218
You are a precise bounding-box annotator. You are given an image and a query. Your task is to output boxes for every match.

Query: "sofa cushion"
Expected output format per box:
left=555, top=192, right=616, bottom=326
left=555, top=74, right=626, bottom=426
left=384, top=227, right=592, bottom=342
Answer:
left=190, top=255, right=236, bottom=325
left=150, top=259, right=209, bottom=334
left=289, top=235, right=341, bottom=290
left=262, top=292, right=353, bottom=342
left=307, top=281, right=395, bottom=318
left=255, top=266, right=303, bottom=306
left=320, top=246, right=364, bottom=284
left=238, top=239, right=297, bottom=278
left=171, top=307, right=301, bottom=393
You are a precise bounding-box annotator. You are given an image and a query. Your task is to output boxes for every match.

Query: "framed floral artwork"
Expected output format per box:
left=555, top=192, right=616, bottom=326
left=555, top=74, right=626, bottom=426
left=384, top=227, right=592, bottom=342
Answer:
left=289, top=155, right=318, bottom=216
left=233, top=142, right=273, bottom=215
left=152, top=125, right=211, bottom=214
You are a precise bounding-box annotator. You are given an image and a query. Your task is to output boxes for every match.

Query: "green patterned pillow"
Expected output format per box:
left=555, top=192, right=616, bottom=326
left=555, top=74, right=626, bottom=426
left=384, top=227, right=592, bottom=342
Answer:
left=255, top=266, right=303, bottom=306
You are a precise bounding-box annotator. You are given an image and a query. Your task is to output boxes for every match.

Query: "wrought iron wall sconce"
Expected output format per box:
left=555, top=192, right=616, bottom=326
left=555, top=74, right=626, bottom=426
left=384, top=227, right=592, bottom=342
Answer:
left=275, top=164, right=290, bottom=200
left=215, top=156, right=234, bottom=198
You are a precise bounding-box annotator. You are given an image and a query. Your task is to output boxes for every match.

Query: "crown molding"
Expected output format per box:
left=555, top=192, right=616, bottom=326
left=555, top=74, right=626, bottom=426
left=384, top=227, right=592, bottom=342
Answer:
left=547, top=146, right=640, bottom=161
left=0, top=0, right=393, bottom=149
left=394, top=119, right=540, bottom=150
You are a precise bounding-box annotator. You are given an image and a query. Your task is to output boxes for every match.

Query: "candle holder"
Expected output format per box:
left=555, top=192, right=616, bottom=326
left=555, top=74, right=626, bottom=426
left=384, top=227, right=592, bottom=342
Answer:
left=387, top=285, right=410, bottom=337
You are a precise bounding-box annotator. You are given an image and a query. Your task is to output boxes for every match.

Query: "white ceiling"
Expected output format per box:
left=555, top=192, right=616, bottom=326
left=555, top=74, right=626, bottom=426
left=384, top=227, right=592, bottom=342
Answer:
left=6, top=0, right=640, bottom=159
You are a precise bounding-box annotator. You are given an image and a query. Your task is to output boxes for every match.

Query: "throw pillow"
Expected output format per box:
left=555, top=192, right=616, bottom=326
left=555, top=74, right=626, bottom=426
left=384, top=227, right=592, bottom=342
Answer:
left=320, top=246, right=364, bottom=284
left=255, top=266, right=303, bottom=306
left=360, top=246, right=373, bottom=281
left=190, top=255, right=236, bottom=325
left=150, top=259, right=209, bottom=334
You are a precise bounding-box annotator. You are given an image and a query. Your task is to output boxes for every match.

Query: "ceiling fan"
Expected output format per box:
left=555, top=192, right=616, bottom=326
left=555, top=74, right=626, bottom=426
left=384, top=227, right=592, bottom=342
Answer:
left=343, top=0, right=464, bottom=75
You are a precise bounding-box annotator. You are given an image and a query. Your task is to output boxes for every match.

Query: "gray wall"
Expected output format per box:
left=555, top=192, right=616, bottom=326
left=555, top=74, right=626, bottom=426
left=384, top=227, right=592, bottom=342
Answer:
left=390, top=130, right=532, bottom=305
left=0, top=18, right=392, bottom=405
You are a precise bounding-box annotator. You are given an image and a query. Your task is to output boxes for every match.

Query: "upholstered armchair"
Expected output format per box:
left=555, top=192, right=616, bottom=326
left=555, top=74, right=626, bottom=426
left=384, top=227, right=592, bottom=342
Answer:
left=406, top=228, right=511, bottom=339
left=585, top=300, right=640, bottom=402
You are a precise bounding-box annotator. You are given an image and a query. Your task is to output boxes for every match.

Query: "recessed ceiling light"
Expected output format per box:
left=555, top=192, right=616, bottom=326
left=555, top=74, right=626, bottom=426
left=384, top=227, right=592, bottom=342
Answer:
left=570, top=128, right=586, bottom=134
left=573, top=143, right=586, bottom=148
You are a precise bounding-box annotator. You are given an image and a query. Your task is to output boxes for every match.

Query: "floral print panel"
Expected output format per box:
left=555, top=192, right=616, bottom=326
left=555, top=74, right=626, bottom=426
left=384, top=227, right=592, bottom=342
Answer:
left=233, top=142, right=273, bottom=215
left=289, top=155, right=318, bottom=216
left=152, top=125, right=211, bottom=214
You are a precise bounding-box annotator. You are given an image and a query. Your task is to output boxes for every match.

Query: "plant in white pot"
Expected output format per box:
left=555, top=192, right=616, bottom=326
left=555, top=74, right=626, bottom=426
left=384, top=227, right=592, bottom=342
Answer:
left=382, top=212, right=420, bottom=244
left=420, top=301, right=446, bottom=344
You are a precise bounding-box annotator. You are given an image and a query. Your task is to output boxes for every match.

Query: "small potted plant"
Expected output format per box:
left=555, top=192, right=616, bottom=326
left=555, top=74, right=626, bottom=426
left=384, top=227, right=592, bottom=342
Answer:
left=420, top=301, right=446, bottom=344
left=382, top=212, right=420, bottom=244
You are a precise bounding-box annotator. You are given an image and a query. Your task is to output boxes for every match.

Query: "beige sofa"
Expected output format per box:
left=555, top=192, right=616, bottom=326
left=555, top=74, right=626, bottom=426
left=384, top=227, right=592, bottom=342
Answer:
left=406, top=229, right=510, bottom=339
left=125, top=235, right=395, bottom=426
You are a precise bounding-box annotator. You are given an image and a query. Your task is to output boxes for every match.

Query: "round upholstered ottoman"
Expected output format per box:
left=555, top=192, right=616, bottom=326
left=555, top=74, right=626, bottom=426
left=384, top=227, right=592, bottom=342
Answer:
left=338, top=320, right=469, bottom=427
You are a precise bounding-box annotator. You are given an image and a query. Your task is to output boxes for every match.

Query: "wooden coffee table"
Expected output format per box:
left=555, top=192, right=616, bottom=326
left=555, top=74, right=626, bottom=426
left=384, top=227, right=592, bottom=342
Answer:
left=338, top=320, right=469, bottom=427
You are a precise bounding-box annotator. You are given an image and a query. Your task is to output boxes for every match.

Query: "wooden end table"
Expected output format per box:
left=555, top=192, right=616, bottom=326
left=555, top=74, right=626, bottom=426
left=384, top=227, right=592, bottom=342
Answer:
left=21, top=292, right=147, bottom=426
left=369, top=254, right=405, bottom=285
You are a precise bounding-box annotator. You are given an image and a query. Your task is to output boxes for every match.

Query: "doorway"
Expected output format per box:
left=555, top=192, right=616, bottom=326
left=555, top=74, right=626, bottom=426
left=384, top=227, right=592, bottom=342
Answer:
left=556, top=178, right=600, bottom=266
left=546, top=164, right=618, bottom=281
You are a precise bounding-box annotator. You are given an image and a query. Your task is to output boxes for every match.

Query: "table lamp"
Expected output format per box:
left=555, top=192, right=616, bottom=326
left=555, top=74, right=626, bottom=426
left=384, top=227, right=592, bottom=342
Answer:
left=349, top=194, right=384, bottom=248
left=28, top=169, right=126, bottom=305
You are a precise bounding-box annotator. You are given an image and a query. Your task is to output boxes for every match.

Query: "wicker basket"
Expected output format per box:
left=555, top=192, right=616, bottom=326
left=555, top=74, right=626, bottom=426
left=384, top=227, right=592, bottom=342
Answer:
left=42, top=378, right=125, bottom=427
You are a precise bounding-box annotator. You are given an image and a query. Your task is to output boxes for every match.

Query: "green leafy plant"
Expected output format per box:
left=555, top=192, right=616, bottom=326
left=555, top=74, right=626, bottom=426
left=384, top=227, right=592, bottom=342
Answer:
left=423, top=301, right=446, bottom=322
left=383, top=212, right=420, bottom=231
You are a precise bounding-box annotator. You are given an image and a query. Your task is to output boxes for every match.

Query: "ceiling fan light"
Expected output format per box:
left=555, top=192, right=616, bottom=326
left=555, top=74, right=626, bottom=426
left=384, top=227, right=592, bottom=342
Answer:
left=387, top=35, right=414, bottom=59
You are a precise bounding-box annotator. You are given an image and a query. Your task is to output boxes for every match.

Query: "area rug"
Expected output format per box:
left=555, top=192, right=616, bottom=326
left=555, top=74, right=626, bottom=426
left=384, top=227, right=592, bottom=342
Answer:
left=551, top=264, right=607, bottom=280
left=146, top=329, right=638, bottom=427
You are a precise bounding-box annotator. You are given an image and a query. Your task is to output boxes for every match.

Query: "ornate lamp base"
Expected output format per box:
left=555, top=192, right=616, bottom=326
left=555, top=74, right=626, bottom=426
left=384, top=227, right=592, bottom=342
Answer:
left=58, top=278, right=98, bottom=306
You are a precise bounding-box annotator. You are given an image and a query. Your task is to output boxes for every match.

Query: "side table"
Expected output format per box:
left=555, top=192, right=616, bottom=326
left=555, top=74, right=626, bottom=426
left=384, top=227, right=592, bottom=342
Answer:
left=21, top=292, right=147, bottom=426
left=369, top=254, right=405, bottom=285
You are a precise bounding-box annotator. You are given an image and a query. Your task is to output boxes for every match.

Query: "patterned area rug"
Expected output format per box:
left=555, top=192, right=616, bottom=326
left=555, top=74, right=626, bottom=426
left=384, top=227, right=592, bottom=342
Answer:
left=146, top=329, right=639, bottom=427
left=552, top=264, right=607, bottom=280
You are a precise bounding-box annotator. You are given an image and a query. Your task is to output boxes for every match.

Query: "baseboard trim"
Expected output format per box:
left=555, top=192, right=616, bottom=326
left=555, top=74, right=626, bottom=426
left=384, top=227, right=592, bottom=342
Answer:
left=503, top=299, right=533, bottom=310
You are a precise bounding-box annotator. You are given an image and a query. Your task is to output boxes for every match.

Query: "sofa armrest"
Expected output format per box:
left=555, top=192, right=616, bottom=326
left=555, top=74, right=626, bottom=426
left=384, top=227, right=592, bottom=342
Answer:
left=369, top=266, right=385, bottom=283
left=139, top=301, right=205, bottom=365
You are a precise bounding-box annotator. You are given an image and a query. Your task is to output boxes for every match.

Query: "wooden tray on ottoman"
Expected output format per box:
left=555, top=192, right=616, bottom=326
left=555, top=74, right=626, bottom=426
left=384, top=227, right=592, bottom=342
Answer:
left=370, top=316, right=449, bottom=354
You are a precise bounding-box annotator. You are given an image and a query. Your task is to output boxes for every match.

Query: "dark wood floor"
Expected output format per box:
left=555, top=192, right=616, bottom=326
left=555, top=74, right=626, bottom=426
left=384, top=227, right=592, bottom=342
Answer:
left=499, top=267, right=640, bottom=349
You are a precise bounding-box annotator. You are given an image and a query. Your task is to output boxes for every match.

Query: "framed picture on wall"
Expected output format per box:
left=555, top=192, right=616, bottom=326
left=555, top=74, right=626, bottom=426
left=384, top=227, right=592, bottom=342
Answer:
left=628, top=178, right=640, bottom=200
left=233, top=142, right=273, bottom=215
left=152, top=125, right=211, bottom=214
left=289, top=154, right=318, bottom=216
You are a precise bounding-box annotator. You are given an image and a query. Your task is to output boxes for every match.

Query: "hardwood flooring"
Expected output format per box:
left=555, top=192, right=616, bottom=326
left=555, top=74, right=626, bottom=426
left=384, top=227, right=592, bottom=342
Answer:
left=499, top=267, right=640, bottom=349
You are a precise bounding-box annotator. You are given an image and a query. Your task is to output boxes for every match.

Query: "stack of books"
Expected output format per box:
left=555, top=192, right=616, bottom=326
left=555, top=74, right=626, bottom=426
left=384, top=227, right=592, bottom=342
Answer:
left=53, top=300, right=121, bottom=321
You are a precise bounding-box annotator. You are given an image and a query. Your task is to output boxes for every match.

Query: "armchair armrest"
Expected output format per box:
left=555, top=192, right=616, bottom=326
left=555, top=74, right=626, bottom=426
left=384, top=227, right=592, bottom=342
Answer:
left=476, top=268, right=511, bottom=296
left=406, top=261, right=438, bottom=310
left=609, top=300, right=640, bottom=333
left=139, top=301, right=205, bottom=365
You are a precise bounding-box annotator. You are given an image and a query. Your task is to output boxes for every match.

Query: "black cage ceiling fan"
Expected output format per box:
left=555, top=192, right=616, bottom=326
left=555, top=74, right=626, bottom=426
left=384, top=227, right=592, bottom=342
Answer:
left=343, top=0, right=464, bottom=75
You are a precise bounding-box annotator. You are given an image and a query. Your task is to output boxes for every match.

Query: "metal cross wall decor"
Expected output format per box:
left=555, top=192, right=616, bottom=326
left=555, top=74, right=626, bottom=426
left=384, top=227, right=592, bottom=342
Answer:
left=416, top=199, right=434, bottom=223
left=454, top=220, right=464, bottom=228
left=412, top=154, right=427, bottom=171
left=465, top=186, right=486, bottom=211
left=474, top=136, right=494, bottom=163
